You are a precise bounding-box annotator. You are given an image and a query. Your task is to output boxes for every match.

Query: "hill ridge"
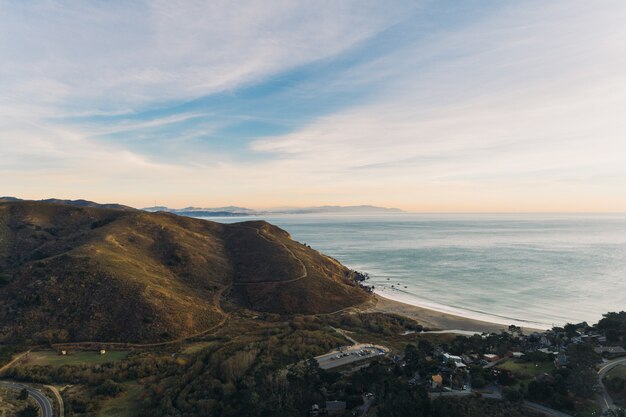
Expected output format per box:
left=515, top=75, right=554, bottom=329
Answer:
left=0, top=201, right=370, bottom=344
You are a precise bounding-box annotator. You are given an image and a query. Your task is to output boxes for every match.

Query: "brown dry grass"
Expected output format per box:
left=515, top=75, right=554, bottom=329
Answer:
left=0, top=201, right=371, bottom=344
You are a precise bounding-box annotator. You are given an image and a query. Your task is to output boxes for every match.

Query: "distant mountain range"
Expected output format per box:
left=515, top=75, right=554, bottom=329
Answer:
left=142, top=205, right=255, bottom=217
left=1, top=197, right=402, bottom=217
left=0, top=196, right=134, bottom=211
left=143, top=204, right=403, bottom=217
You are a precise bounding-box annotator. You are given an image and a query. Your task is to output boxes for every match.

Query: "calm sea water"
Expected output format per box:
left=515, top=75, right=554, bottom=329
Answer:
left=204, top=214, right=626, bottom=328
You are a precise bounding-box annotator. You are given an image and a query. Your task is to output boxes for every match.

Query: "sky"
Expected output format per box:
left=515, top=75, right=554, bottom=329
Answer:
left=2, top=0, right=626, bottom=211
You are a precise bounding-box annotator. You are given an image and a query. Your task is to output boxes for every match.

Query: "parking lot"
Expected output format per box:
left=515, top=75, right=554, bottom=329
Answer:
left=315, top=343, right=389, bottom=370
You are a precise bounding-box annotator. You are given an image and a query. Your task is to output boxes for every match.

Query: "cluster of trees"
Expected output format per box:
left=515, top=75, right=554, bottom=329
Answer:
left=597, top=311, right=626, bottom=345
left=6, top=310, right=622, bottom=416
left=4, top=352, right=180, bottom=386
left=18, top=405, right=39, bottom=417
left=137, top=334, right=342, bottom=416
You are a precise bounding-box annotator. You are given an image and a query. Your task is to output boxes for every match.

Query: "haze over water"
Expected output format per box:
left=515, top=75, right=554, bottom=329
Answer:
left=209, top=214, right=626, bottom=329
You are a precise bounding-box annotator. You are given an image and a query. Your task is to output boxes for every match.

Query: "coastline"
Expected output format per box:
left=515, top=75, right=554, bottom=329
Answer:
left=368, top=293, right=546, bottom=334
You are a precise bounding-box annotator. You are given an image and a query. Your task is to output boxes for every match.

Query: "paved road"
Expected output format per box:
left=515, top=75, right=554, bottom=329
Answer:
left=597, top=357, right=626, bottom=412
left=0, top=380, right=54, bottom=417
left=429, top=389, right=472, bottom=398
left=523, top=400, right=574, bottom=417
left=476, top=386, right=573, bottom=417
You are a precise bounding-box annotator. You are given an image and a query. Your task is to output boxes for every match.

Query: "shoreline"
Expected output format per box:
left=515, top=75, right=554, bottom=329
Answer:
left=368, top=293, right=546, bottom=334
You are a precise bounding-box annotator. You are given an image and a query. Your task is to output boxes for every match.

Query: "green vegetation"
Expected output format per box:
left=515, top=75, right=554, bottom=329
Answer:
left=97, top=382, right=143, bottom=417
left=180, top=341, right=217, bottom=354
left=597, top=311, right=626, bottom=345
left=605, top=365, right=626, bottom=406
left=607, top=364, right=626, bottom=380
left=498, top=358, right=554, bottom=378
left=18, top=405, right=38, bottom=417
left=26, top=350, right=130, bottom=366
left=0, top=344, right=18, bottom=367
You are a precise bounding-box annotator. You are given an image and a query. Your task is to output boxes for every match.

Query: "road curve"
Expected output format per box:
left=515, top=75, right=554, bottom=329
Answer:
left=45, top=384, right=65, bottom=417
left=0, top=380, right=54, bottom=417
left=597, top=357, right=626, bottom=412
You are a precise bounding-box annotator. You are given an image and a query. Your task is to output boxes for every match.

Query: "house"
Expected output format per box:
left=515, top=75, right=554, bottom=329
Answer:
left=461, top=354, right=474, bottom=365
left=325, top=401, right=346, bottom=416
left=572, top=334, right=601, bottom=344
left=99, top=349, right=106, bottom=355
left=442, top=353, right=463, bottom=365
left=510, top=352, right=525, bottom=359
left=483, top=354, right=500, bottom=362
left=442, top=353, right=466, bottom=369
left=554, top=353, right=569, bottom=368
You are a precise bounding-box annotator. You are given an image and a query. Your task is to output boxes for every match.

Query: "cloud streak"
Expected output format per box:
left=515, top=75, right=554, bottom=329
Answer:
left=1, top=1, right=626, bottom=211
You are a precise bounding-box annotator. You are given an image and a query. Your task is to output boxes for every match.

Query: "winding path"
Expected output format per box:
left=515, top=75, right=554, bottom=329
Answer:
left=0, top=380, right=54, bottom=417
left=20, top=224, right=364, bottom=352
left=232, top=225, right=308, bottom=285
left=597, top=357, right=626, bottom=412
left=45, top=384, right=65, bottom=417
left=0, top=350, right=31, bottom=374
left=43, top=225, right=317, bottom=350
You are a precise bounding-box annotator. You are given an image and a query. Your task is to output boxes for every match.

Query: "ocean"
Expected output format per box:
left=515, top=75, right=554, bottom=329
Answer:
left=204, top=213, right=626, bottom=329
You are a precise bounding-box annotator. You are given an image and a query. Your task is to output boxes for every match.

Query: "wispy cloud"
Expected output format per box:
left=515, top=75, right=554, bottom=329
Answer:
left=1, top=1, right=626, bottom=210
left=250, top=1, right=626, bottom=210
left=0, top=0, right=412, bottom=112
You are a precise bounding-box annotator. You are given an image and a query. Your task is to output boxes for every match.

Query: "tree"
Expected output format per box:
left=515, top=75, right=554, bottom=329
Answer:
left=418, top=339, right=433, bottom=355
left=95, top=379, right=123, bottom=397
left=527, top=380, right=554, bottom=402
left=18, top=405, right=38, bottom=417
left=378, top=385, right=430, bottom=417
left=18, top=387, right=29, bottom=400
left=503, top=386, right=523, bottom=402
left=497, top=370, right=513, bottom=386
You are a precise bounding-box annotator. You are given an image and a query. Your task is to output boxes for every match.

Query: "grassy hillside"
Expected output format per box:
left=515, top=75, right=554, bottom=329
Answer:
left=0, top=201, right=370, bottom=344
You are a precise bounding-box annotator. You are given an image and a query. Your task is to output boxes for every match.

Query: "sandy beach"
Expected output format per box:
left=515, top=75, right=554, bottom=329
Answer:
left=368, top=294, right=544, bottom=334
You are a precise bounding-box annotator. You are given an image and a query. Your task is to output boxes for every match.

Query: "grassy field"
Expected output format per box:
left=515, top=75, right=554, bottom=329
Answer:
left=498, top=358, right=554, bottom=379
left=606, top=364, right=626, bottom=379
left=181, top=340, right=217, bottom=354
left=26, top=350, right=130, bottom=366
left=605, top=364, right=626, bottom=407
left=97, top=382, right=143, bottom=417
left=574, top=399, right=601, bottom=417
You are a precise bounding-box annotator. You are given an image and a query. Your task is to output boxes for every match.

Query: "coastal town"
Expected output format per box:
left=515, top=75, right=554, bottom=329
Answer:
left=310, top=311, right=626, bottom=417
